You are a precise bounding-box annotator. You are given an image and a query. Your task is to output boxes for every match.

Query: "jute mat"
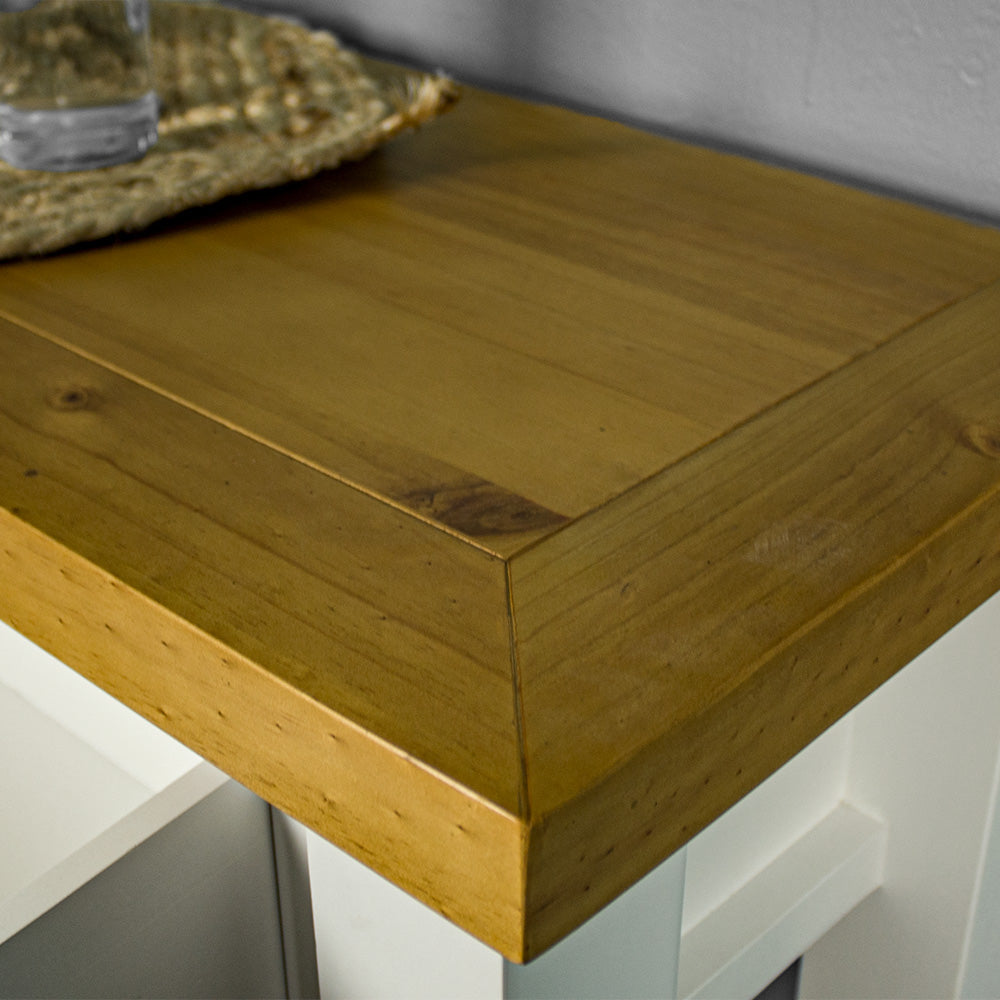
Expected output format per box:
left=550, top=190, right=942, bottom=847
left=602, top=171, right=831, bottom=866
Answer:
left=0, top=0, right=458, bottom=261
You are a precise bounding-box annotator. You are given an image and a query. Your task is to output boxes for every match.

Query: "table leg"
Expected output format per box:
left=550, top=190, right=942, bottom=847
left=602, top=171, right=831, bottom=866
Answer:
left=302, top=828, right=686, bottom=1000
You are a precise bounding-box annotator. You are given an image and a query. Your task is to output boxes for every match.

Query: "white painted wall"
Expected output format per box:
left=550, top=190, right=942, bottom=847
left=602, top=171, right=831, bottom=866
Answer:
left=236, top=0, right=1000, bottom=224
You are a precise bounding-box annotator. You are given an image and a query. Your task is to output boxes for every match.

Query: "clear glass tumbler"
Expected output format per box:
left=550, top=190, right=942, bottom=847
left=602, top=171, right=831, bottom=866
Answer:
left=0, top=0, right=157, bottom=171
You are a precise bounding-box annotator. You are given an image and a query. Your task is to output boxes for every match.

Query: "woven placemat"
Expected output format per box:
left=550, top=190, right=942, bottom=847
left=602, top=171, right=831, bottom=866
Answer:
left=0, top=0, right=458, bottom=261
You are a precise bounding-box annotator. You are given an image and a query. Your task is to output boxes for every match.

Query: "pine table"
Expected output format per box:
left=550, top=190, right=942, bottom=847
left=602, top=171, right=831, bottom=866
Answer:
left=2, top=72, right=1000, bottom=997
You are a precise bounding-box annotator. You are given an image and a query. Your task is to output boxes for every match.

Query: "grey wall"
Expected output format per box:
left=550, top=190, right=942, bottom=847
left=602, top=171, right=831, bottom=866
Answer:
left=235, top=0, right=1000, bottom=224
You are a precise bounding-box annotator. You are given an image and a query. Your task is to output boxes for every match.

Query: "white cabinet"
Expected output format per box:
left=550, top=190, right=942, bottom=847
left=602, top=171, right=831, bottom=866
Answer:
left=0, top=622, right=288, bottom=999
left=800, top=591, right=1000, bottom=999
left=2, top=590, right=998, bottom=999
left=300, top=591, right=1000, bottom=1000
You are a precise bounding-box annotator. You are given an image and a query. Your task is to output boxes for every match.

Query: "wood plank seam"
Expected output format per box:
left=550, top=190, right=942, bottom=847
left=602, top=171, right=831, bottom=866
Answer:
left=502, top=283, right=1000, bottom=567
left=0, top=303, right=523, bottom=559
left=509, top=279, right=1000, bottom=955
left=3, top=77, right=1000, bottom=962
left=505, top=560, right=532, bottom=824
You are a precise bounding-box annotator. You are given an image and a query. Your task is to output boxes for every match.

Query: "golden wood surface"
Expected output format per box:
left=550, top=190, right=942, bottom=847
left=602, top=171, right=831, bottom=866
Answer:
left=1, top=85, right=1000, bottom=960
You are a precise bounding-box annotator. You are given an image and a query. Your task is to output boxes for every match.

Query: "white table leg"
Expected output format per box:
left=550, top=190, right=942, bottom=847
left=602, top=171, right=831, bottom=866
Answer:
left=503, top=851, right=686, bottom=1000
left=800, top=592, right=1000, bottom=999
left=302, top=828, right=686, bottom=1000
left=294, top=592, right=1000, bottom=1000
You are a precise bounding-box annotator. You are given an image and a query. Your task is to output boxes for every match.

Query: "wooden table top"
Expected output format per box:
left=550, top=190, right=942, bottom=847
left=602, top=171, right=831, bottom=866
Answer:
left=2, top=78, right=1000, bottom=962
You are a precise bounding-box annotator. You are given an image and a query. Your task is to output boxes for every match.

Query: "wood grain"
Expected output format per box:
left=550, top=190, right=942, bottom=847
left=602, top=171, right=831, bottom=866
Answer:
left=513, top=276, right=1000, bottom=810
left=3, top=90, right=1000, bottom=551
left=512, top=281, right=1000, bottom=954
left=0, top=506, right=527, bottom=955
left=1, top=83, right=1000, bottom=961
left=0, top=315, right=525, bottom=812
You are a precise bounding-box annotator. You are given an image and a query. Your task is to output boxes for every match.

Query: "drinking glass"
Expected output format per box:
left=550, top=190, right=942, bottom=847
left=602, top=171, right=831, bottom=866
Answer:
left=0, top=0, right=157, bottom=171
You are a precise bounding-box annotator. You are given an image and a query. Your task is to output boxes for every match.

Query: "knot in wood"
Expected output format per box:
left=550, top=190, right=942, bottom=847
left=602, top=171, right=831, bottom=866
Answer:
left=961, top=423, right=1000, bottom=460
left=404, top=479, right=567, bottom=537
left=47, top=383, right=97, bottom=412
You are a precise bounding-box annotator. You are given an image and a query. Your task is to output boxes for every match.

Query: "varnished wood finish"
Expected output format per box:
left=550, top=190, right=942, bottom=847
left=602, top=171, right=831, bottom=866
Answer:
left=514, top=282, right=1000, bottom=953
left=1, top=83, right=999, bottom=960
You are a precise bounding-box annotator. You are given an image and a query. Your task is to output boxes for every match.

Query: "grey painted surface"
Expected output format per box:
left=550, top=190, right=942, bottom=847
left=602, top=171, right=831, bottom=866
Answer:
left=271, top=809, right=321, bottom=1000
left=230, top=0, right=1000, bottom=224
left=0, top=782, right=286, bottom=999
left=961, top=760, right=1000, bottom=996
